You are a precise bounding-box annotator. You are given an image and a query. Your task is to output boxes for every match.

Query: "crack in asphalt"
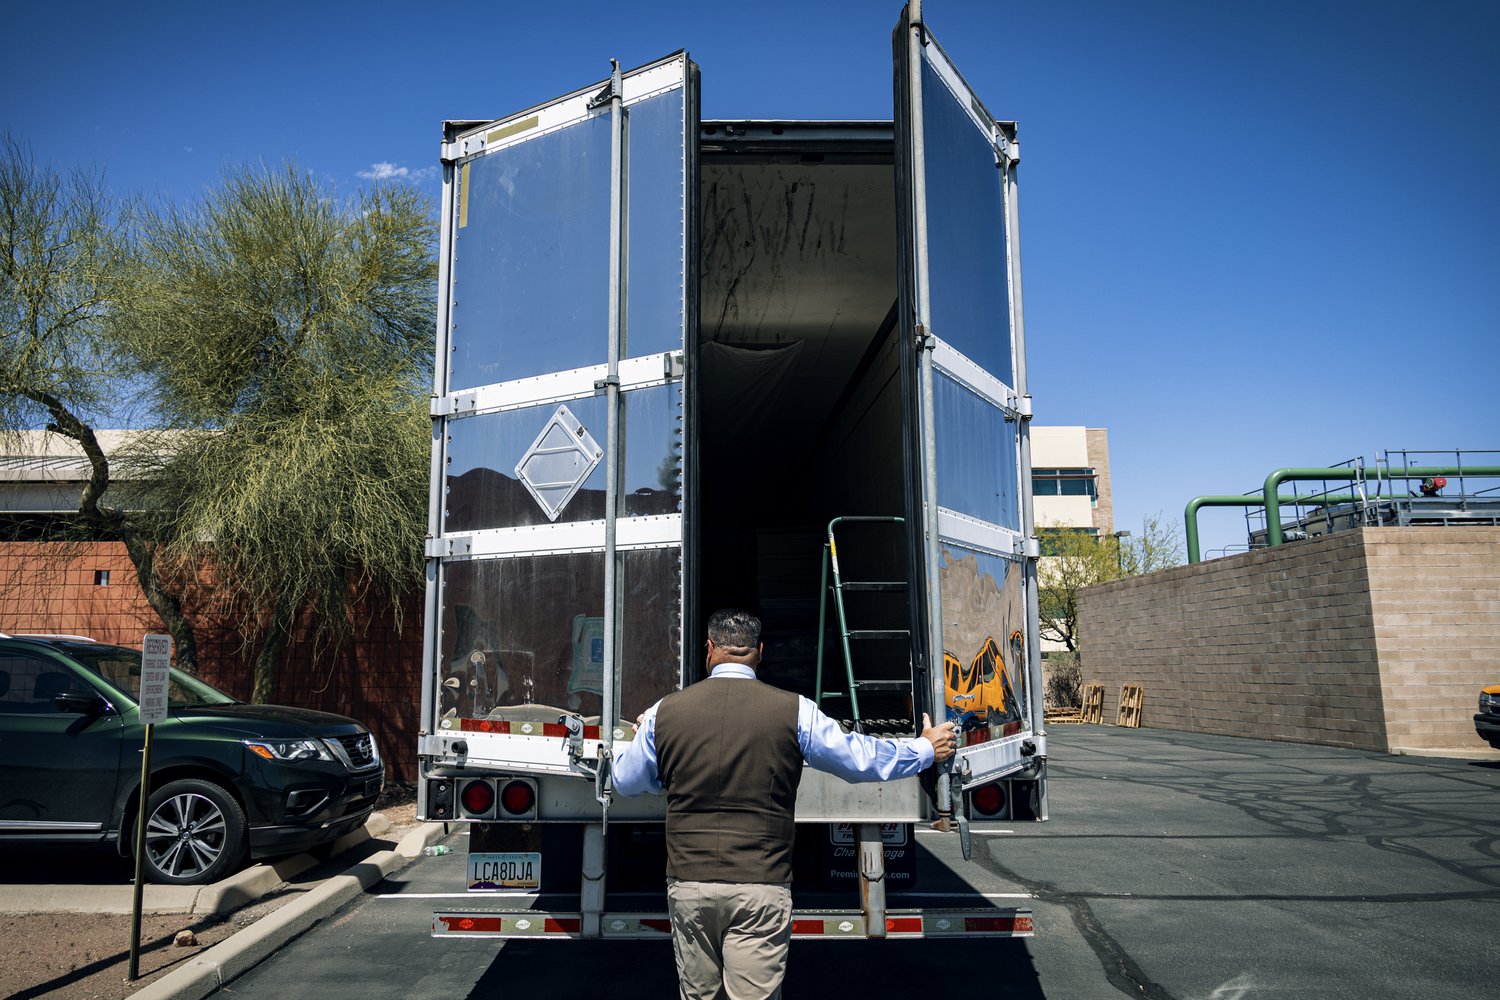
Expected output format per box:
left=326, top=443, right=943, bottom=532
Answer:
left=969, top=833, right=1179, bottom=1000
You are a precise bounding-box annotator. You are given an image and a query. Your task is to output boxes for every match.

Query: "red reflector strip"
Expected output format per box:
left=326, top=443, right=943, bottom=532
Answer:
left=787, top=909, right=1034, bottom=939
left=965, top=916, right=1029, bottom=933
left=458, top=719, right=510, bottom=733
left=434, top=912, right=678, bottom=940
left=455, top=720, right=604, bottom=739
left=436, top=914, right=505, bottom=933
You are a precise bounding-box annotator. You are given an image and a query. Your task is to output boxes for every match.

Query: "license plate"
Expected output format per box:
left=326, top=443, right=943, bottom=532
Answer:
left=469, top=852, right=541, bottom=891
left=829, top=823, right=908, bottom=846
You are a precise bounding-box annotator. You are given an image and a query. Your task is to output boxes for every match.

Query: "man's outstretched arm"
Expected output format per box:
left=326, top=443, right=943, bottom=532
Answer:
left=798, top=702, right=958, bottom=782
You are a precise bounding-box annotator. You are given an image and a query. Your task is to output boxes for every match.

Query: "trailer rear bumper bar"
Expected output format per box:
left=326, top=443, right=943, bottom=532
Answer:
left=432, top=906, right=1033, bottom=940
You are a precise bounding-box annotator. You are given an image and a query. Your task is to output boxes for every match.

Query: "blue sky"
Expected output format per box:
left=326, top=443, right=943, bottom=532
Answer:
left=5, top=0, right=1497, bottom=560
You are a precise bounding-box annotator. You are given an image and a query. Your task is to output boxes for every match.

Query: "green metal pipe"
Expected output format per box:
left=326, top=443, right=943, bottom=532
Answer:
left=1263, top=466, right=1500, bottom=546
left=1185, top=495, right=1364, bottom=564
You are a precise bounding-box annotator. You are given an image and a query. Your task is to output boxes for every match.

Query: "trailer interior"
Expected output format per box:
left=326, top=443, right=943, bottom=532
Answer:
left=695, top=124, right=918, bottom=733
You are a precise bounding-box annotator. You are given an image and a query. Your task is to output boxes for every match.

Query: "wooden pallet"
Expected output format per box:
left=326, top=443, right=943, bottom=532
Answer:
left=1117, top=684, right=1144, bottom=728
left=1081, top=684, right=1105, bottom=724
left=1044, top=707, right=1084, bottom=724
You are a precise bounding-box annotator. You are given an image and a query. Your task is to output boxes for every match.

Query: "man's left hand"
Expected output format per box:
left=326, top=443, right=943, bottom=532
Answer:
left=920, top=712, right=958, bottom=763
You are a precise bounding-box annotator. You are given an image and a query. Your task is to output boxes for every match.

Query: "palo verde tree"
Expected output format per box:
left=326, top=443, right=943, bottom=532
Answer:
left=1037, top=512, right=1184, bottom=653
left=113, top=163, right=437, bottom=703
left=0, top=134, right=201, bottom=663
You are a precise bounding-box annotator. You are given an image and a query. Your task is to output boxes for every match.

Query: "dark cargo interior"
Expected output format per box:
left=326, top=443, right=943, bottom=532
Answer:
left=695, top=134, right=918, bottom=732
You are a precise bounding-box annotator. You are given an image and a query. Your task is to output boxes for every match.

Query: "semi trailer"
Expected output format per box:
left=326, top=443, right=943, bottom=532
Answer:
left=418, top=0, right=1045, bottom=942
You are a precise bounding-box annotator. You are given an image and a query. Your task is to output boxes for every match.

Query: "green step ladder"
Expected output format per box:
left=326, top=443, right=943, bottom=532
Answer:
left=814, top=516, right=913, bottom=733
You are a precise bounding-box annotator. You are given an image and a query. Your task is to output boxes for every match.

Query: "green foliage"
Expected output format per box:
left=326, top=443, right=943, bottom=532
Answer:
left=1037, top=526, right=1121, bottom=652
left=0, top=133, right=123, bottom=428
left=1119, top=512, right=1185, bottom=577
left=1038, top=514, right=1184, bottom=652
left=114, top=164, right=434, bottom=423
left=3, top=145, right=436, bottom=692
left=111, top=163, right=437, bottom=697
left=0, top=136, right=204, bottom=666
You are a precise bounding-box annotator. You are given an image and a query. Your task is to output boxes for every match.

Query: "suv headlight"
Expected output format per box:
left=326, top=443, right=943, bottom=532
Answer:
left=1479, top=692, right=1500, bottom=713
left=246, top=739, right=334, bottom=762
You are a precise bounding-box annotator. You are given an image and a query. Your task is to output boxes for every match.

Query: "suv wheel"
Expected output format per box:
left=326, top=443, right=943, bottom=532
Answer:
left=138, top=778, right=247, bottom=885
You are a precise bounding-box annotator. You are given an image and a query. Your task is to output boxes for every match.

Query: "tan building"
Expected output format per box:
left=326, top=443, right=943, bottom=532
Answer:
left=1030, top=426, right=1113, bottom=539
left=1030, top=426, right=1114, bottom=655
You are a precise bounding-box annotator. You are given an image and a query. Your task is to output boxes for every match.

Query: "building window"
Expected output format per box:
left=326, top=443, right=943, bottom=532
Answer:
left=94, top=570, right=110, bottom=586
left=1032, top=468, right=1098, bottom=499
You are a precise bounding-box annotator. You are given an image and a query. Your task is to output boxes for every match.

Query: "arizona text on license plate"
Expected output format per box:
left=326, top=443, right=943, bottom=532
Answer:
left=469, top=852, right=541, bottom=891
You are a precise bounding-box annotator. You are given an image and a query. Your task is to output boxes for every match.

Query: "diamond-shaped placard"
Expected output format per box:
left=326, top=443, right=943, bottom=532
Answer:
left=515, top=404, right=602, bottom=521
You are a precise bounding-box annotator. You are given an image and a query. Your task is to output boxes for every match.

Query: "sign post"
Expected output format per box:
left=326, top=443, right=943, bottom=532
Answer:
left=127, top=634, right=172, bottom=981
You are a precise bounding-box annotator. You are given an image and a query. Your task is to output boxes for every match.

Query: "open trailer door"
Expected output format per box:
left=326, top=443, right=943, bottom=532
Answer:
left=892, top=2, right=1045, bottom=795
left=422, top=52, right=697, bottom=780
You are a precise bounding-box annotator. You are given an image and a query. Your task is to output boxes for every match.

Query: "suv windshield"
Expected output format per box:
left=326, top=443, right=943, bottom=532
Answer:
left=63, top=644, right=239, bottom=709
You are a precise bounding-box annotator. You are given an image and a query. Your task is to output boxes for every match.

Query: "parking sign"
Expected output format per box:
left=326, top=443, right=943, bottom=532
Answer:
left=139, top=634, right=172, bottom=724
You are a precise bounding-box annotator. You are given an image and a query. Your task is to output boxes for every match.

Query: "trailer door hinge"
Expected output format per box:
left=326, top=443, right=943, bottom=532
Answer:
left=425, top=536, right=472, bottom=558
left=587, top=68, right=618, bottom=111
left=441, top=135, right=486, bottom=163
left=1020, top=536, right=1041, bottom=559
left=664, top=352, right=685, bottom=379
left=1016, top=394, right=1033, bottom=420
left=594, top=375, right=620, bottom=392
left=432, top=394, right=477, bottom=417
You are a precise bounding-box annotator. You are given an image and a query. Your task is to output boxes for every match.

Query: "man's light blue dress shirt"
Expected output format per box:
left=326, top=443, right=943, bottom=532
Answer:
left=612, top=663, right=935, bottom=796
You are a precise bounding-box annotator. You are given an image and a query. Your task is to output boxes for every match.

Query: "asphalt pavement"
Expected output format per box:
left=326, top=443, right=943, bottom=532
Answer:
left=10, top=726, right=1497, bottom=999
left=185, top=726, right=1500, bottom=1000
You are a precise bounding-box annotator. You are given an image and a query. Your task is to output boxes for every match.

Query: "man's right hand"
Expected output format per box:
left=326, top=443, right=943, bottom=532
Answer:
left=920, top=712, right=958, bottom=763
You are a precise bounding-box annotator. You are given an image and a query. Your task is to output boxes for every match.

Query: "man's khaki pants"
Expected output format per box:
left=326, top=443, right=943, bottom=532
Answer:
left=666, top=879, right=793, bottom=1000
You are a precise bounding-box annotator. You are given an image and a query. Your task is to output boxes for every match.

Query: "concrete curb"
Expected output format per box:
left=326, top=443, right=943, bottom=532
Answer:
left=129, top=822, right=448, bottom=1000
left=191, top=813, right=392, bottom=916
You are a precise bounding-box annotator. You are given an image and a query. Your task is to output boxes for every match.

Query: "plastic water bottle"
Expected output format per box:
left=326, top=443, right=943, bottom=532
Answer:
left=423, top=845, right=451, bottom=856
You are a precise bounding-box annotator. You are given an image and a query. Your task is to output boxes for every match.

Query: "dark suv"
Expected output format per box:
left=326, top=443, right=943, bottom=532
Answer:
left=0, top=634, right=383, bottom=884
left=1476, top=684, right=1500, bottom=750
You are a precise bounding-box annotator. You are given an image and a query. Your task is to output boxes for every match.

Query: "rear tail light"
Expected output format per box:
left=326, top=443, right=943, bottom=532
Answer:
left=447, top=777, right=538, bottom=820
left=459, top=779, right=496, bottom=819
left=499, top=779, right=537, bottom=819
left=971, top=782, right=1007, bottom=818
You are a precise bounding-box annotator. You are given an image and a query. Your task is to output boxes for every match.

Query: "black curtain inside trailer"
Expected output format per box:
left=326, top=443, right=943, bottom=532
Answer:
left=694, top=157, right=912, bottom=726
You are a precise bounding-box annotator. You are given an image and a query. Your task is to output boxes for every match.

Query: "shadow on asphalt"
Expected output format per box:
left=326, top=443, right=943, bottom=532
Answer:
left=467, top=938, right=1043, bottom=999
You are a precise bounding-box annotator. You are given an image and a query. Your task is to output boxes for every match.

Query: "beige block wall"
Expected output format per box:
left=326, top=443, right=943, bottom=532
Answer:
left=1364, top=528, right=1500, bottom=749
left=1075, top=527, right=1500, bottom=753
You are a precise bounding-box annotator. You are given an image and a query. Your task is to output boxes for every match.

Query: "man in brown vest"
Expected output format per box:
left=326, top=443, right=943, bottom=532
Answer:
left=613, top=608, right=957, bottom=999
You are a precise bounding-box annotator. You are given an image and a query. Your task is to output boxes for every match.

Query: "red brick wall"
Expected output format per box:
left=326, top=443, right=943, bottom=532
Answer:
left=0, top=542, right=423, bottom=781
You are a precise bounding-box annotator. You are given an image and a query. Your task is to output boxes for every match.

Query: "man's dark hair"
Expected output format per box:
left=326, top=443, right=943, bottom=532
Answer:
left=706, top=608, right=761, bottom=650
